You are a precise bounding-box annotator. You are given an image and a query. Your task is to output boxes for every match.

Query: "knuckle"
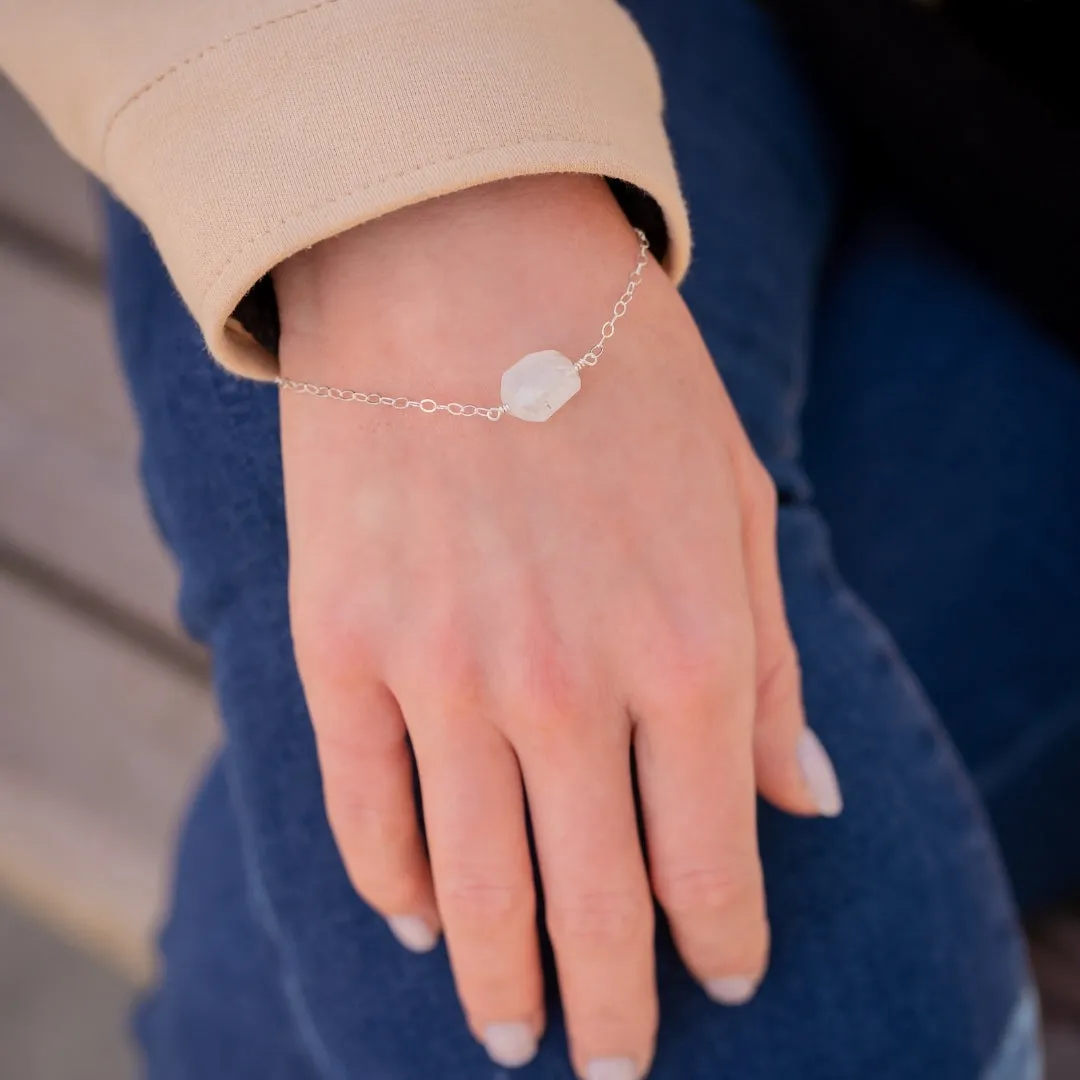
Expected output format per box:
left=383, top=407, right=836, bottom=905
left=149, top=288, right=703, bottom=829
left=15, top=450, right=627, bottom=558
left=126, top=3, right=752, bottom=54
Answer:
left=708, top=623, right=757, bottom=692
left=546, top=889, right=653, bottom=948
left=292, top=596, right=375, bottom=682
left=412, top=617, right=484, bottom=710
left=500, top=641, right=586, bottom=744
left=652, top=666, right=715, bottom=718
left=324, top=784, right=406, bottom=852
left=438, top=874, right=534, bottom=929
left=654, top=865, right=762, bottom=921
left=637, top=628, right=710, bottom=713
left=642, top=619, right=753, bottom=717
left=512, top=630, right=576, bottom=710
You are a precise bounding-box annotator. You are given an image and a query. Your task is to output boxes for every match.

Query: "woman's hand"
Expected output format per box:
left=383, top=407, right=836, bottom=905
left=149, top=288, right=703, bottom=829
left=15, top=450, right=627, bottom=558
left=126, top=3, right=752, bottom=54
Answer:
left=275, top=175, right=840, bottom=1079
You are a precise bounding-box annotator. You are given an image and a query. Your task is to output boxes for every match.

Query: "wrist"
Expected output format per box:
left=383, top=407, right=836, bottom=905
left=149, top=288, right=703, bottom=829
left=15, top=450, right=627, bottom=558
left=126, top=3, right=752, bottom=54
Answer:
left=273, top=175, right=645, bottom=390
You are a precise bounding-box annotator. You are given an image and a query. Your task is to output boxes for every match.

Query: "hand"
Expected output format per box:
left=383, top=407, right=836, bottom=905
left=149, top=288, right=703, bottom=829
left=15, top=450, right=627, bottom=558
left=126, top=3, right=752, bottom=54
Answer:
left=274, top=175, right=841, bottom=1078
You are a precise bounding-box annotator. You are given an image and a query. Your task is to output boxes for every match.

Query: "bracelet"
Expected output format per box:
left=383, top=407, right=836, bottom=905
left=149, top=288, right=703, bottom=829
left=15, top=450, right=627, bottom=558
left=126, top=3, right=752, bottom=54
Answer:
left=275, top=228, right=650, bottom=423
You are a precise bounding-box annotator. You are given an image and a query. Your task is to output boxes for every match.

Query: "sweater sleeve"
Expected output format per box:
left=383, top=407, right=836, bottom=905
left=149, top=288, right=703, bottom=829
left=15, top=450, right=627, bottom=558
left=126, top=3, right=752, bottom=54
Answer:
left=0, top=0, right=689, bottom=378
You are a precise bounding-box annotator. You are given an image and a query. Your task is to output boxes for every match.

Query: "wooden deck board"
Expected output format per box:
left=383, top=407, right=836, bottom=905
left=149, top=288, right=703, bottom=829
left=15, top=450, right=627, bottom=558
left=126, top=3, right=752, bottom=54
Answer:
left=0, top=249, right=184, bottom=640
left=0, top=571, right=217, bottom=980
left=0, top=75, right=213, bottom=980
left=0, top=78, right=102, bottom=261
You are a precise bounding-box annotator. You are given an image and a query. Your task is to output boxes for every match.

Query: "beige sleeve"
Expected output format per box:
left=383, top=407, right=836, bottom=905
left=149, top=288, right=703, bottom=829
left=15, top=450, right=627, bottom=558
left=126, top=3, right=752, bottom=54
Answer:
left=0, top=0, right=689, bottom=378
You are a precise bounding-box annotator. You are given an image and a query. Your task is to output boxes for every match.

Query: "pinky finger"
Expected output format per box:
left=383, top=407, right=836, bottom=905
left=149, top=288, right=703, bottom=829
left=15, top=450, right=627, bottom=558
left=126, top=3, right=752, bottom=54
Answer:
left=739, top=464, right=843, bottom=818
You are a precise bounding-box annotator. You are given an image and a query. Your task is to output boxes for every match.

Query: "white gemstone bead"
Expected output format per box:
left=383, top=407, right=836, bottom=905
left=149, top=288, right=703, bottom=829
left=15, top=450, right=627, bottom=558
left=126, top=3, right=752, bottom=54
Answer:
left=501, top=350, right=581, bottom=422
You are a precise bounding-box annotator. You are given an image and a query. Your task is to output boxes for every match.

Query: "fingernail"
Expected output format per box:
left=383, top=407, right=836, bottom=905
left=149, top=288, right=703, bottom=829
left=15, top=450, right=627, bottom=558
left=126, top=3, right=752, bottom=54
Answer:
left=705, top=974, right=760, bottom=1005
left=386, top=914, right=439, bottom=953
left=797, top=728, right=844, bottom=817
left=586, top=1058, right=638, bottom=1080
left=483, top=1022, right=538, bottom=1068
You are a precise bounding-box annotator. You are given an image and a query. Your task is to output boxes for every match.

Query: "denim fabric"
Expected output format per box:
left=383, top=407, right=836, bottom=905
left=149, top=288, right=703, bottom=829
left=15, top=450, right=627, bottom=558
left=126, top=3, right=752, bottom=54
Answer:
left=802, top=211, right=1080, bottom=915
left=104, top=2, right=1079, bottom=1076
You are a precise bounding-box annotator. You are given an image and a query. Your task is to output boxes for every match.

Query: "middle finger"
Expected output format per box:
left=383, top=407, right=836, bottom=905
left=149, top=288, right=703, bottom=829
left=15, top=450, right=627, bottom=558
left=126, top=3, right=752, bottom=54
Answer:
left=517, top=707, right=657, bottom=1080
left=409, top=704, right=544, bottom=1069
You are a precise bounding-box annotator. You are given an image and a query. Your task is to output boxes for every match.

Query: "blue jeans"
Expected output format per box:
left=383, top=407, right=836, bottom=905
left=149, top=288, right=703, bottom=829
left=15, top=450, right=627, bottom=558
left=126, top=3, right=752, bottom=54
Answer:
left=106, top=4, right=1080, bottom=1077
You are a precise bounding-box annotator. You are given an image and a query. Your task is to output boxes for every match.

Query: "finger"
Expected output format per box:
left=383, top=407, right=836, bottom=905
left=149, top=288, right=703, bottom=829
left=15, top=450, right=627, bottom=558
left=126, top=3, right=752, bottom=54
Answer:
left=740, top=462, right=842, bottom=818
left=410, top=709, right=544, bottom=1070
left=518, top=712, right=657, bottom=1080
left=309, top=679, right=441, bottom=949
left=633, top=611, right=770, bottom=1007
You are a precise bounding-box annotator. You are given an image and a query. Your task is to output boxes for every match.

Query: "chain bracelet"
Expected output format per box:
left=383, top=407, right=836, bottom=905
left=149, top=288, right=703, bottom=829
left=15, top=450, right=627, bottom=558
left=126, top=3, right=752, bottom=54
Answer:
left=275, top=228, right=650, bottom=423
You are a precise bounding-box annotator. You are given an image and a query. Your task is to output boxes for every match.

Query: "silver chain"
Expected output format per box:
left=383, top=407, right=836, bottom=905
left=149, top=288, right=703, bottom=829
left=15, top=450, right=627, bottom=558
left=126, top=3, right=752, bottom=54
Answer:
left=573, top=228, right=650, bottom=372
left=275, top=228, right=650, bottom=422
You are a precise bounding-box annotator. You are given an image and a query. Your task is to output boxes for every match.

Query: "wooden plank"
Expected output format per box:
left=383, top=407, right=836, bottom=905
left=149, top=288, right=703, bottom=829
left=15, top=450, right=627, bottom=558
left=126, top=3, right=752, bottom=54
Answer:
left=0, top=76, right=102, bottom=261
left=0, top=571, right=218, bottom=981
left=0, top=249, right=132, bottom=458
left=0, top=900, right=134, bottom=1078
left=0, top=248, right=184, bottom=640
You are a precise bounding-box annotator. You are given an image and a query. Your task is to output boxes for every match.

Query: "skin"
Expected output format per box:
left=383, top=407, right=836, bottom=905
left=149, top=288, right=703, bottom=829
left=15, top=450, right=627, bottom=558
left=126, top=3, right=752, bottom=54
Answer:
left=274, top=174, right=829, bottom=1078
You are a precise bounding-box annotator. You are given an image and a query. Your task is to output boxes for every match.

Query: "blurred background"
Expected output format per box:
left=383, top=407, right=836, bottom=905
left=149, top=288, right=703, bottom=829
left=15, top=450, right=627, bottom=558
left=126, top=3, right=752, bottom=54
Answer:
left=0, top=71, right=1078, bottom=1078
left=0, top=75, right=216, bottom=1075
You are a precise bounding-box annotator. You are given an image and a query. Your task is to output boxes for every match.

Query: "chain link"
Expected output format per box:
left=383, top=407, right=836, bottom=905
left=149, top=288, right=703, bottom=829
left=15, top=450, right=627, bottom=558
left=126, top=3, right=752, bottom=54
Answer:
left=273, top=378, right=507, bottom=421
left=574, top=229, right=649, bottom=370
left=275, top=228, right=650, bottom=421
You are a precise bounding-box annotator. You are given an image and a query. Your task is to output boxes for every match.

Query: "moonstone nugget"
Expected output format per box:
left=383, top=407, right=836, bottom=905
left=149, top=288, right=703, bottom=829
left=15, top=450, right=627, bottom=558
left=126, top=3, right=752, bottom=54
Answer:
left=501, top=350, right=581, bottom=422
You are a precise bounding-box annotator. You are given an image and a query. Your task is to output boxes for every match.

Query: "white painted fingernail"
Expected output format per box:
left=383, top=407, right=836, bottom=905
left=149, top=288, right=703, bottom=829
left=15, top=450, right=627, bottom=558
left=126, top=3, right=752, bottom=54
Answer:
left=386, top=915, right=438, bottom=953
left=705, top=974, right=760, bottom=1005
left=586, top=1058, right=637, bottom=1080
left=797, top=728, right=844, bottom=817
left=483, top=1022, right=538, bottom=1068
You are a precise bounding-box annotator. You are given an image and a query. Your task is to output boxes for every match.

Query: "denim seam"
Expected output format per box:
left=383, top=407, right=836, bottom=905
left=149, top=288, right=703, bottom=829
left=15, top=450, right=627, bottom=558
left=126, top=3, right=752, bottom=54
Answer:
left=973, top=692, right=1080, bottom=800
